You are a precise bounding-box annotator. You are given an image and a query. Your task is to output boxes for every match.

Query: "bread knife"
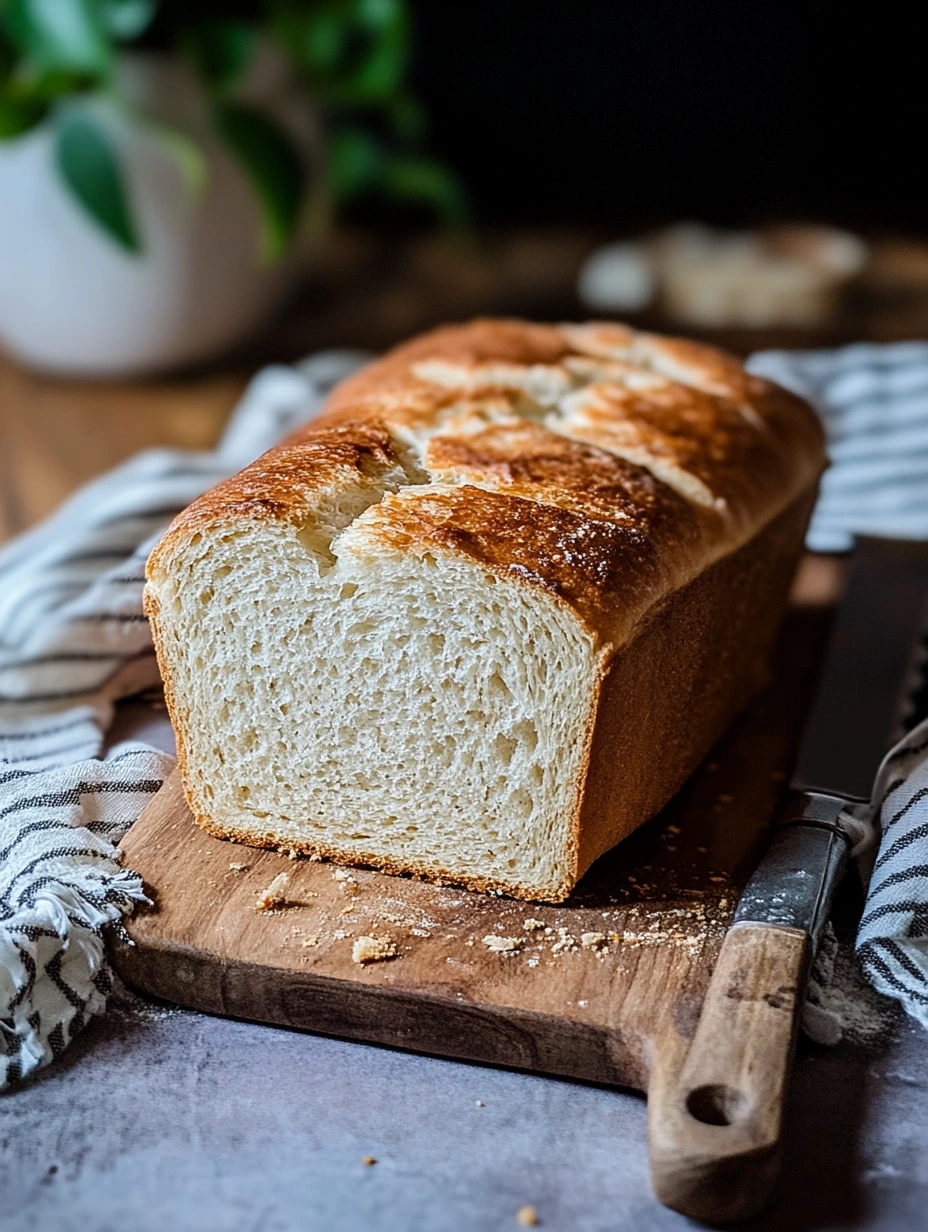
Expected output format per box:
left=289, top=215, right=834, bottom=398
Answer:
left=648, top=537, right=928, bottom=1223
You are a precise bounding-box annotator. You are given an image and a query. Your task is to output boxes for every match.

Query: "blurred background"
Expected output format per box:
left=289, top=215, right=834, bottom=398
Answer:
left=0, top=0, right=925, bottom=537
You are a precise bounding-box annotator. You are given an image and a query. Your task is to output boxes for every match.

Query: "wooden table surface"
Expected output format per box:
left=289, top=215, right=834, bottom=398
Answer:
left=3, top=225, right=928, bottom=545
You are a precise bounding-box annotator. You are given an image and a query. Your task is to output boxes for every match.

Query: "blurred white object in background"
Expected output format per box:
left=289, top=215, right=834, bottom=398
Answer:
left=578, top=222, right=868, bottom=329
left=0, top=51, right=327, bottom=378
left=576, top=240, right=655, bottom=311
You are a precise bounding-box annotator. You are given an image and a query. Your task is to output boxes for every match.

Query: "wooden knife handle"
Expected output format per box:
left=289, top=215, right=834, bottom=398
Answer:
left=648, top=922, right=811, bottom=1223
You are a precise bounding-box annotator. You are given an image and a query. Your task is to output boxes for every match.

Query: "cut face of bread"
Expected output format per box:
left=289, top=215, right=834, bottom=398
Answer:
left=150, top=504, right=598, bottom=900
left=146, top=319, right=826, bottom=901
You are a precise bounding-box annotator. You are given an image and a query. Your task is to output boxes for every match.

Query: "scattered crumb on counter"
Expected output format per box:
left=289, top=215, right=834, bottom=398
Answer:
left=517, top=1206, right=539, bottom=1226
left=523, top=918, right=544, bottom=931
left=229, top=862, right=249, bottom=873
left=483, top=935, right=523, bottom=954
left=475, top=1100, right=484, bottom=1107
left=352, top=935, right=398, bottom=965
left=362, top=1156, right=377, bottom=1166
left=255, top=872, right=290, bottom=912
left=300, top=936, right=319, bottom=949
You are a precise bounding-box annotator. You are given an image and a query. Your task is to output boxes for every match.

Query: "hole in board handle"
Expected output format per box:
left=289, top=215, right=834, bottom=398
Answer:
left=685, top=1084, right=748, bottom=1127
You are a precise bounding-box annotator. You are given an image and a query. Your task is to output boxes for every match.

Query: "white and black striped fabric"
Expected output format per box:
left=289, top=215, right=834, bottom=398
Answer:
left=748, top=341, right=928, bottom=552
left=0, top=353, right=367, bottom=1088
left=856, top=715, right=928, bottom=1029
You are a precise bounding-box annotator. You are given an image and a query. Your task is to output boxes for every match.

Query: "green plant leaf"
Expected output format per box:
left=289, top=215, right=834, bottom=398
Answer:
left=0, top=91, right=48, bottom=138
left=54, top=109, right=140, bottom=251
left=99, top=0, right=157, bottom=41
left=328, top=125, right=384, bottom=200
left=182, top=20, right=256, bottom=93
left=4, top=0, right=112, bottom=76
left=381, top=156, right=469, bottom=228
left=271, top=0, right=407, bottom=106
left=215, top=101, right=305, bottom=261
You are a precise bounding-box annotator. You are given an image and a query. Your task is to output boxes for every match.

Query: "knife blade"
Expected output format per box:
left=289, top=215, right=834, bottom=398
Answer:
left=649, top=537, right=928, bottom=1223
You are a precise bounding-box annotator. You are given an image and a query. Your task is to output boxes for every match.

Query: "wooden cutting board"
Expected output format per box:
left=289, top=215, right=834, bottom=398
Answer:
left=112, top=562, right=837, bottom=1094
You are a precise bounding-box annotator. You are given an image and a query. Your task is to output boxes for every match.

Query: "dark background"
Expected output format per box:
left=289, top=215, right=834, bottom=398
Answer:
left=410, top=1, right=923, bottom=231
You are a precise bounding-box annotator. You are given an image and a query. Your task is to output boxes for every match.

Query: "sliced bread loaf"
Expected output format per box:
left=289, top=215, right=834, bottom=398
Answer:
left=145, top=320, right=825, bottom=901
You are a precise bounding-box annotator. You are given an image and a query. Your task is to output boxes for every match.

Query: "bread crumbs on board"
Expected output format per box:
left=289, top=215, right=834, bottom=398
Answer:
left=517, top=1206, right=540, bottom=1226
left=352, top=935, right=398, bottom=965
left=483, top=935, right=523, bottom=954
left=580, top=932, right=606, bottom=950
left=254, top=872, right=291, bottom=912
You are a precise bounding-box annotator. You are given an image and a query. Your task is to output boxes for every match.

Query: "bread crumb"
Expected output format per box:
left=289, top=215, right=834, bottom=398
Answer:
left=517, top=1206, right=539, bottom=1226
left=333, top=868, right=352, bottom=881
left=352, top=935, right=398, bottom=965
left=581, top=932, right=606, bottom=950
left=301, top=936, right=319, bottom=949
left=228, top=862, right=249, bottom=873
left=255, top=872, right=290, bottom=912
left=551, top=928, right=577, bottom=954
left=362, top=1156, right=376, bottom=1166
left=284, top=848, right=300, bottom=860
left=341, top=905, right=355, bottom=915
left=483, top=935, right=523, bottom=954
left=475, top=1100, right=485, bottom=1107
left=523, top=918, right=544, bottom=931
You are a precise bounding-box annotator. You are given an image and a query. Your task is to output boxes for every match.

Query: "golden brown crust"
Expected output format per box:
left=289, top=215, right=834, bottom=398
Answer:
left=149, top=318, right=824, bottom=650
left=156, top=421, right=402, bottom=545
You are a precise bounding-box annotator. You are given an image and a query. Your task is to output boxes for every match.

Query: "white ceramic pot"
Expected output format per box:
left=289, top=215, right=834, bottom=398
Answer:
left=0, top=51, right=327, bottom=377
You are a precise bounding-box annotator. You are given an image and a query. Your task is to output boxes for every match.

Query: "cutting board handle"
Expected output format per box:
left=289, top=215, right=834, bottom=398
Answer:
left=647, top=922, right=811, bottom=1223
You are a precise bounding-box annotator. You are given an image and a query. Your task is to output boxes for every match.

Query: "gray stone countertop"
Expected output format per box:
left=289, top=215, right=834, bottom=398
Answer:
left=2, top=991, right=927, bottom=1232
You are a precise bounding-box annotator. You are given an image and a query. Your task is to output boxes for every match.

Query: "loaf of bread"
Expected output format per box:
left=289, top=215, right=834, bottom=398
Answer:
left=145, top=319, right=825, bottom=902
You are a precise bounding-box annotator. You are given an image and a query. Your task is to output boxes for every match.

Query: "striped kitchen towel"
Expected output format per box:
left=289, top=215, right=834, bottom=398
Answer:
left=0, top=352, right=367, bottom=1087
left=748, top=341, right=928, bottom=552
left=855, top=715, right=928, bottom=1029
